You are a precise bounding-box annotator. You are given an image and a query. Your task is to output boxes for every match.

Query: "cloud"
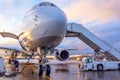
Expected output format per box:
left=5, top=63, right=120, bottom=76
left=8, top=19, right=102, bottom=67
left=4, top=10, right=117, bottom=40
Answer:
left=58, top=37, right=92, bottom=50
left=63, top=0, right=120, bottom=25
left=0, top=38, right=21, bottom=49
left=0, top=0, right=120, bottom=53
left=0, top=12, right=21, bottom=47
left=0, top=14, right=21, bottom=34
left=0, top=0, right=14, bottom=4
left=59, top=0, right=120, bottom=51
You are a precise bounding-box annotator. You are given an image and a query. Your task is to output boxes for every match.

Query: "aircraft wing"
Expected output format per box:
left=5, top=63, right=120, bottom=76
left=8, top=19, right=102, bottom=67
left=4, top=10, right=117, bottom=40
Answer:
left=54, top=48, right=80, bottom=52
left=0, top=32, right=19, bottom=40
left=0, top=46, right=21, bottom=52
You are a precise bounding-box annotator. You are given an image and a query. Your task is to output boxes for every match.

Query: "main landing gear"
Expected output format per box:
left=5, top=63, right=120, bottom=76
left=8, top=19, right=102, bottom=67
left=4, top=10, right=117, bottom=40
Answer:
left=38, top=48, right=51, bottom=76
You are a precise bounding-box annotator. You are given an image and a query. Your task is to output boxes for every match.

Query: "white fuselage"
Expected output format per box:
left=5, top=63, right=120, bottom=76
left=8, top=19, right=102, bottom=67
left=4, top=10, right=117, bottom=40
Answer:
left=19, top=2, right=67, bottom=51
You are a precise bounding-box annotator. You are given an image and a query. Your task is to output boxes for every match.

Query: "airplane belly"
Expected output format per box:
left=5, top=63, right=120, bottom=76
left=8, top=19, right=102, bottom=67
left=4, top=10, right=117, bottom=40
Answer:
left=19, top=34, right=62, bottom=51
left=29, top=36, right=62, bottom=50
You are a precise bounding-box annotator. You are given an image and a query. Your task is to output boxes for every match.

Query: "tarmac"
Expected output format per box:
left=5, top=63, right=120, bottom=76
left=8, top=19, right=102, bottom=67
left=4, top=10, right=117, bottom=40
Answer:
left=0, top=62, right=120, bottom=80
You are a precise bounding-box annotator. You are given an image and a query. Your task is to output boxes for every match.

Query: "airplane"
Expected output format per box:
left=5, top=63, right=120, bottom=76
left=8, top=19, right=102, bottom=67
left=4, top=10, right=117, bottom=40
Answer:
left=0, top=2, right=98, bottom=76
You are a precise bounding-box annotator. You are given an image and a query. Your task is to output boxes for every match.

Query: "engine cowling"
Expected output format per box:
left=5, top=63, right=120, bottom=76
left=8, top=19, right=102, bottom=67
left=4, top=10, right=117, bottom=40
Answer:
left=55, top=50, right=69, bottom=61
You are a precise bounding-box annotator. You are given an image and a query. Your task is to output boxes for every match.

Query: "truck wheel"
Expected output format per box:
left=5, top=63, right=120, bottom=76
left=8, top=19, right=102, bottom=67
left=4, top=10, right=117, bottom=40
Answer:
left=97, top=64, right=103, bottom=71
left=118, top=63, right=120, bottom=70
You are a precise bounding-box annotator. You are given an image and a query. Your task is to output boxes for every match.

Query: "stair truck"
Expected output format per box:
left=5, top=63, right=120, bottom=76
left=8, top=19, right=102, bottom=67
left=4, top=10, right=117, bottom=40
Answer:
left=80, top=56, right=120, bottom=71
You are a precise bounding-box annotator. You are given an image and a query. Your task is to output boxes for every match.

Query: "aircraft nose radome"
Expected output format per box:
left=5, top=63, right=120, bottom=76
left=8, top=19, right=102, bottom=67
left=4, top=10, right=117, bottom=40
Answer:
left=21, top=4, right=67, bottom=49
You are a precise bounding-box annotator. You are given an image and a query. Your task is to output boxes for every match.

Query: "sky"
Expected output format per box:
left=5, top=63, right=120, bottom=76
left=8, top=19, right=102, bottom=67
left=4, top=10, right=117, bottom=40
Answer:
left=0, top=0, right=120, bottom=53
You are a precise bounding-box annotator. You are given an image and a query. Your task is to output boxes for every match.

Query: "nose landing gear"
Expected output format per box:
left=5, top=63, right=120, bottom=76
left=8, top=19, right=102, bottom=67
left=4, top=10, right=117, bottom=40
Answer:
left=39, top=65, right=43, bottom=76
left=38, top=48, right=51, bottom=76
left=46, top=64, right=51, bottom=76
left=39, top=64, right=51, bottom=76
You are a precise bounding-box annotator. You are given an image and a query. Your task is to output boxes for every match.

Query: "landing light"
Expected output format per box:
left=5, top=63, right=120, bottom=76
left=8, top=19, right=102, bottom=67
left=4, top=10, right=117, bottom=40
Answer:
left=76, top=57, right=80, bottom=61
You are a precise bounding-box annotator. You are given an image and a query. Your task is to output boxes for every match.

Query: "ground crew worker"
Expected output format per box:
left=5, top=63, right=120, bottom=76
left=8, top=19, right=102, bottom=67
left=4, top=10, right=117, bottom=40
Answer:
left=14, top=59, right=19, bottom=71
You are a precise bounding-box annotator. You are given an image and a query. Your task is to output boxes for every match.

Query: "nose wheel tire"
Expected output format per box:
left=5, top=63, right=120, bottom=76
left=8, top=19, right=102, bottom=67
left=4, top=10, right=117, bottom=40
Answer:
left=39, top=64, right=51, bottom=76
left=46, top=64, right=51, bottom=76
left=38, top=48, right=51, bottom=76
left=39, top=65, right=43, bottom=76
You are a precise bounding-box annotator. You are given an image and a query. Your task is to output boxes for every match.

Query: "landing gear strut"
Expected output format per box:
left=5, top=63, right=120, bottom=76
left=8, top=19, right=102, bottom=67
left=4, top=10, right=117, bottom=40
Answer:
left=38, top=48, right=51, bottom=76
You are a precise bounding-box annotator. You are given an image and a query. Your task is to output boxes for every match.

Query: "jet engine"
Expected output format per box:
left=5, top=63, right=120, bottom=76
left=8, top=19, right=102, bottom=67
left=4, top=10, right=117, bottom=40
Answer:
left=55, top=50, right=69, bottom=61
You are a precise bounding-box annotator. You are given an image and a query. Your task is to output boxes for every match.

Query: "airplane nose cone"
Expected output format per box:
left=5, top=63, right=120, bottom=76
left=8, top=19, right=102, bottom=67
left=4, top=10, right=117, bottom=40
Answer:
left=22, top=5, right=67, bottom=49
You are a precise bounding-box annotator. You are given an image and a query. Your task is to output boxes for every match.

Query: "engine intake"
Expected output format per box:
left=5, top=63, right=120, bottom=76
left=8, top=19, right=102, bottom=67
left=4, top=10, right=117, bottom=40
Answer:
left=55, top=50, right=69, bottom=61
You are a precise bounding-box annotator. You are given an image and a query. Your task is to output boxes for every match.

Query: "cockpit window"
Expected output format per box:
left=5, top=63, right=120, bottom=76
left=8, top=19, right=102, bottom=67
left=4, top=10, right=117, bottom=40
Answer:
left=39, top=2, right=56, bottom=7
left=31, top=2, right=57, bottom=10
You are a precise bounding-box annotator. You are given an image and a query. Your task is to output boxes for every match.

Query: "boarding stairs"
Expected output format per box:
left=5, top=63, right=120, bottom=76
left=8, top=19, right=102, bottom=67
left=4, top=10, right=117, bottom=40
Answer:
left=66, top=23, right=120, bottom=61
